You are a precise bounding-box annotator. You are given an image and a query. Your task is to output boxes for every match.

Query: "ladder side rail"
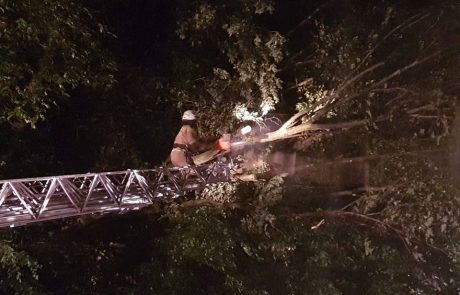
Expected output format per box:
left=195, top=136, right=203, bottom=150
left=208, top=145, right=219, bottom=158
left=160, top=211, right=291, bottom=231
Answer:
left=119, top=172, right=135, bottom=204
left=57, top=178, right=83, bottom=210
left=81, top=175, right=100, bottom=211
left=162, top=168, right=182, bottom=194
left=0, top=183, right=12, bottom=207
left=133, top=171, right=155, bottom=202
left=78, top=176, right=92, bottom=190
left=149, top=170, right=165, bottom=199
left=40, top=179, right=52, bottom=194
left=203, top=162, right=219, bottom=182
left=0, top=169, right=151, bottom=186
left=60, top=177, right=86, bottom=204
left=26, top=180, right=46, bottom=195
left=13, top=181, right=42, bottom=206
left=37, top=179, right=59, bottom=217
left=99, top=175, right=122, bottom=205
left=9, top=182, right=38, bottom=218
left=188, top=166, right=207, bottom=184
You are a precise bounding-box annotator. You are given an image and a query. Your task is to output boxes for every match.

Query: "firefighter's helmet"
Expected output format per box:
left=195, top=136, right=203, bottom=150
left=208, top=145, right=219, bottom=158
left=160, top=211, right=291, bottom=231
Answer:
left=182, top=110, right=196, bottom=120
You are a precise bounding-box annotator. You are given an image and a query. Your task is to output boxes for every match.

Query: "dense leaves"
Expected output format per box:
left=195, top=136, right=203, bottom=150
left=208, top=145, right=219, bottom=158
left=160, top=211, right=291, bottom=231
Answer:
left=172, top=0, right=284, bottom=135
left=0, top=0, right=115, bottom=126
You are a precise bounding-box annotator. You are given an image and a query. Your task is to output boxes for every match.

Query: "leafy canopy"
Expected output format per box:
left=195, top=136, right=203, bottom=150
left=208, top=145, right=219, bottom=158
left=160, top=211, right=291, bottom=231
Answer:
left=0, top=0, right=115, bottom=127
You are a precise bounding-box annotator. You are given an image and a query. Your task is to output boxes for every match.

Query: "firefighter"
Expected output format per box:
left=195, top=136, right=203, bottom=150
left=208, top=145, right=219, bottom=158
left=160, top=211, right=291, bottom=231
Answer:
left=170, top=110, right=231, bottom=167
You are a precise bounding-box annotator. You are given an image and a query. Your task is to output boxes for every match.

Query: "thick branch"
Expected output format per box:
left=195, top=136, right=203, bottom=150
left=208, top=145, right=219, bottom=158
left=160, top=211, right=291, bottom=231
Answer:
left=260, top=115, right=391, bottom=144
left=337, top=62, right=385, bottom=93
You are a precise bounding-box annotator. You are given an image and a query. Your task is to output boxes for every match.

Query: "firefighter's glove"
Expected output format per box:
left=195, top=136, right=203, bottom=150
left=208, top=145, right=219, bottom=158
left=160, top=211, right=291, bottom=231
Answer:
left=216, top=138, right=231, bottom=151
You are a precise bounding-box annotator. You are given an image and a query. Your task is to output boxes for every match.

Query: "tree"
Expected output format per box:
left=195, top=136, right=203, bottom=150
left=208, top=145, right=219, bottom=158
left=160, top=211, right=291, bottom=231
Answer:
left=173, top=0, right=459, bottom=141
left=172, top=0, right=284, bottom=135
left=0, top=0, right=115, bottom=127
left=0, top=1, right=458, bottom=294
left=161, top=1, right=460, bottom=294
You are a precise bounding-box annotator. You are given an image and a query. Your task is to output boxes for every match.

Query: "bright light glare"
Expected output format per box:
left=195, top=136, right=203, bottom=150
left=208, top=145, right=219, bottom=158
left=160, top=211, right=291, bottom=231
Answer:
left=241, top=125, right=252, bottom=135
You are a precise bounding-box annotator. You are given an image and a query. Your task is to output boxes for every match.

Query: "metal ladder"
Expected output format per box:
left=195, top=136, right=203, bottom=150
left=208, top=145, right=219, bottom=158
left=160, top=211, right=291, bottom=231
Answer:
left=0, top=162, right=231, bottom=228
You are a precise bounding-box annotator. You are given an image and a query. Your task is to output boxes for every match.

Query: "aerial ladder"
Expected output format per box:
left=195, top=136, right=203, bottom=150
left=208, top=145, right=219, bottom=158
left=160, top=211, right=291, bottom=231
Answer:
left=0, top=162, right=232, bottom=228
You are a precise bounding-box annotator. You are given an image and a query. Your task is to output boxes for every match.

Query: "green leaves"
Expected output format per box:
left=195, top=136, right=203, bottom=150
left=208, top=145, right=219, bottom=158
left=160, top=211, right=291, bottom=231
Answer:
left=0, top=240, right=41, bottom=294
left=173, top=0, right=284, bottom=134
left=0, top=0, right=115, bottom=126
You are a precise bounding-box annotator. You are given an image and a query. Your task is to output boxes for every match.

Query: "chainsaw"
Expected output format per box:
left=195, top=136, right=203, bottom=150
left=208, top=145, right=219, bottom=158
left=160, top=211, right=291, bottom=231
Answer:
left=192, top=125, right=261, bottom=166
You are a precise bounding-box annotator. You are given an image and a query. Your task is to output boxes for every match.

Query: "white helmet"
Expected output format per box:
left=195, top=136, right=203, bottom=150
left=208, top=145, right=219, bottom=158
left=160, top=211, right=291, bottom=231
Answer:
left=182, top=110, right=196, bottom=120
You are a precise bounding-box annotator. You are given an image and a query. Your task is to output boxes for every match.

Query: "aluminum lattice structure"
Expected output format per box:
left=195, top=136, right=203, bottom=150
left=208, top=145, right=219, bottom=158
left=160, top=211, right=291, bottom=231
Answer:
left=0, top=163, right=231, bottom=228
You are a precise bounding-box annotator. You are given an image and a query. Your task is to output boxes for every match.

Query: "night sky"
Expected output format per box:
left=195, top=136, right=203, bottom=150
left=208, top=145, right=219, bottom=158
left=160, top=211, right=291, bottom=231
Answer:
left=84, top=0, right=176, bottom=72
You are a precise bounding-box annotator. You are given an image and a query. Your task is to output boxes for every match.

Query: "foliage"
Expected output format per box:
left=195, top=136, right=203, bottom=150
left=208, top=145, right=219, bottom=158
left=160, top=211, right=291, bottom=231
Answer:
left=359, top=154, right=460, bottom=261
left=285, top=2, right=458, bottom=154
left=0, top=0, right=458, bottom=294
left=0, top=0, right=115, bottom=126
left=173, top=0, right=284, bottom=135
left=200, top=173, right=285, bottom=206
left=0, top=238, right=41, bottom=294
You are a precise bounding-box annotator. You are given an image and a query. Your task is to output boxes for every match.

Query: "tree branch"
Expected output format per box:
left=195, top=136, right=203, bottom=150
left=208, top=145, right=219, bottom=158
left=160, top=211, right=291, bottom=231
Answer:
left=286, top=0, right=335, bottom=37
left=348, top=13, right=429, bottom=78
left=309, top=51, right=440, bottom=123
left=280, top=210, right=452, bottom=257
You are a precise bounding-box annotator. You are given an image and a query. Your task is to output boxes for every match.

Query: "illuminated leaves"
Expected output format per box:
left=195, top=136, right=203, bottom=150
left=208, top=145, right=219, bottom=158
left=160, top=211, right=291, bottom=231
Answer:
left=174, top=0, right=284, bottom=134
